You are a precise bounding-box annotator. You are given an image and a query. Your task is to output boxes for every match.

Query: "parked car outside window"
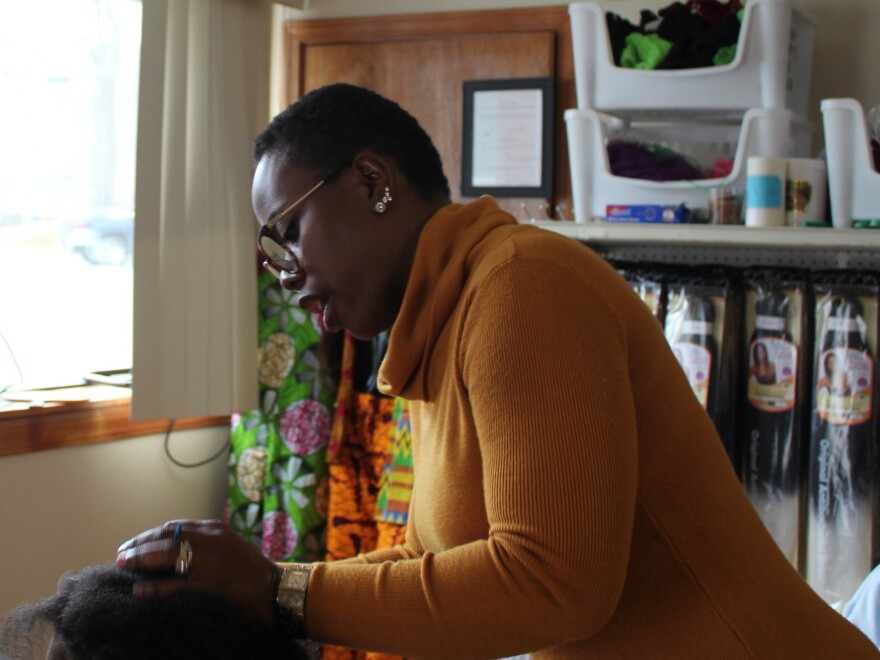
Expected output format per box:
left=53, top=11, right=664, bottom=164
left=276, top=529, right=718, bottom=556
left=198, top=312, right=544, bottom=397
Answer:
left=61, top=208, right=134, bottom=266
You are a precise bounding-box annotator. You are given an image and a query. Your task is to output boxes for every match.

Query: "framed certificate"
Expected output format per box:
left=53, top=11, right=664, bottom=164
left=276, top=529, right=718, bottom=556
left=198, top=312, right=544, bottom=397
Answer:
left=461, top=77, right=554, bottom=198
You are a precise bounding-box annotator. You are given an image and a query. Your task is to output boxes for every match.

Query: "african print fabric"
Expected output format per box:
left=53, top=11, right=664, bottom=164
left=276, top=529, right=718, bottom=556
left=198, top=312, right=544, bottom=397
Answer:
left=323, top=332, right=411, bottom=660
left=376, top=398, right=413, bottom=526
left=226, top=271, right=336, bottom=563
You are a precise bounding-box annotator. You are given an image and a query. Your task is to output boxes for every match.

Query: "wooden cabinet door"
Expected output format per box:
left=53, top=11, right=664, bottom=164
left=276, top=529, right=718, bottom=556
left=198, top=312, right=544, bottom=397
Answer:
left=283, top=7, right=574, bottom=219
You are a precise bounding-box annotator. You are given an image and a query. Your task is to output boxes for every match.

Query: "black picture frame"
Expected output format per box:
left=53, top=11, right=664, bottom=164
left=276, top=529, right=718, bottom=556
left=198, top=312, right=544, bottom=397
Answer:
left=461, top=77, right=554, bottom=198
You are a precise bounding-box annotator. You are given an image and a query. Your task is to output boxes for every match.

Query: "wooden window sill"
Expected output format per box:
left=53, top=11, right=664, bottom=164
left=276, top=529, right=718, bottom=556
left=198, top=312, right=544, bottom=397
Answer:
left=0, top=385, right=228, bottom=458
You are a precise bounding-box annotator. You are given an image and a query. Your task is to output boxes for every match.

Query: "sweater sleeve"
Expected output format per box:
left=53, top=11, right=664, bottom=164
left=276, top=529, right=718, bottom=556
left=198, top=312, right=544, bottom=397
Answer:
left=344, top=544, right=418, bottom=564
left=304, top=255, right=640, bottom=658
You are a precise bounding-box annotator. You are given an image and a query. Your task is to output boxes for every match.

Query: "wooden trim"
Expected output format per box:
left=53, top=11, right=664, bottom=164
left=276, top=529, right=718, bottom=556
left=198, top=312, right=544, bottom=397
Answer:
left=281, top=6, right=574, bottom=207
left=283, top=6, right=571, bottom=52
left=0, top=398, right=227, bottom=458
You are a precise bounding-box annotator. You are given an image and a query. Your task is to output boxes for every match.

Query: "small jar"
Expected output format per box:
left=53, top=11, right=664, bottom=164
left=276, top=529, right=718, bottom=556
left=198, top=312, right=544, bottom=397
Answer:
left=709, top=187, right=742, bottom=225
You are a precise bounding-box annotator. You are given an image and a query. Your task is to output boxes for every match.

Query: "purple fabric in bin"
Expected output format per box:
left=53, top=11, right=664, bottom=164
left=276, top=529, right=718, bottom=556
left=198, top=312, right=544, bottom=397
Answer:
left=607, top=139, right=707, bottom=181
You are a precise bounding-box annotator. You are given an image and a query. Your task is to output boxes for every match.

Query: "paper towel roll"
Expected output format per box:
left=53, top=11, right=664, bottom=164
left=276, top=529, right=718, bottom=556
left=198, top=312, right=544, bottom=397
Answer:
left=746, top=156, right=787, bottom=227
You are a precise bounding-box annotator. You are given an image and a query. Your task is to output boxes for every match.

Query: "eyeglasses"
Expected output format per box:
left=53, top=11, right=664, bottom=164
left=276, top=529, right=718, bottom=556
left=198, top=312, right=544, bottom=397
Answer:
left=257, top=176, right=328, bottom=281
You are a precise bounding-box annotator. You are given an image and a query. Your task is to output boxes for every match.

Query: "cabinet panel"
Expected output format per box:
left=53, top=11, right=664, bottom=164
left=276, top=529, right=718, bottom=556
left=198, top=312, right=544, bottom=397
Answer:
left=283, top=7, right=575, bottom=219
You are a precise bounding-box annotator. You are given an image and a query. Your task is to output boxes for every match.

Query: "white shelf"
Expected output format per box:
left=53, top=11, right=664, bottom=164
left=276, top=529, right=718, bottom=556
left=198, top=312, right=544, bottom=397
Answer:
left=528, top=221, right=880, bottom=248
left=569, top=0, right=816, bottom=117
left=528, top=220, right=880, bottom=270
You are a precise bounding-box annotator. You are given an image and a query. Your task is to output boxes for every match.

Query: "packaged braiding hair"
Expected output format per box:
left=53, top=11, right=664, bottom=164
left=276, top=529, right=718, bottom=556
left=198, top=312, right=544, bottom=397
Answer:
left=609, top=260, right=668, bottom=325
left=805, top=270, right=880, bottom=611
left=664, top=265, right=742, bottom=471
left=739, top=267, right=811, bottom=570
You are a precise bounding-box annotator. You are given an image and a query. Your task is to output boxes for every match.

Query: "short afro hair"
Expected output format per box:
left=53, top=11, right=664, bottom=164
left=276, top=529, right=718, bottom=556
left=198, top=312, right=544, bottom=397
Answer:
left=254, top=83, right=450, bottom=201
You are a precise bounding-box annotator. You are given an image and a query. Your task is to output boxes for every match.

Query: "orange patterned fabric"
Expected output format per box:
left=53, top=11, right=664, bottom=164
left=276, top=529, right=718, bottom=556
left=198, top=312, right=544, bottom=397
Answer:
left=323, top=332, right=407, bottom=660
left=325, top=393, right=396, bottom=561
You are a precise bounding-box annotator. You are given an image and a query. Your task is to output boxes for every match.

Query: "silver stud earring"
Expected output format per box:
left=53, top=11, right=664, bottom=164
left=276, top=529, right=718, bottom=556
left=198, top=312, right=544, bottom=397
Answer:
left=372, top=187, right=392, bottom=214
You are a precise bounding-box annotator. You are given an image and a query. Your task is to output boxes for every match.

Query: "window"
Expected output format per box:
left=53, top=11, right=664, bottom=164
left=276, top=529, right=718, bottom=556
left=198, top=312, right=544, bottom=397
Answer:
left=0, top=0, right=141, bottom=392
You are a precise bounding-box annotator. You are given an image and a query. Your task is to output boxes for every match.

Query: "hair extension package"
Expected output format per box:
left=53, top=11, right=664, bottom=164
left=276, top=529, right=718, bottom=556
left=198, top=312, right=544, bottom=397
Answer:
left=664, top=266, right=742, bottom=470
left=806, top=270, right=880, bottom=611
left=739, top=267, right=811, bottom=569
left=610, top=260, right=668, bottom=325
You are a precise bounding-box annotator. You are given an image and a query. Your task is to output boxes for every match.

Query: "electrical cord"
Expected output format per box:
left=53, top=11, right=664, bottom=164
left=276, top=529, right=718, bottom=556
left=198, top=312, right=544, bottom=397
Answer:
left=163, top=418, right=231, bottom=468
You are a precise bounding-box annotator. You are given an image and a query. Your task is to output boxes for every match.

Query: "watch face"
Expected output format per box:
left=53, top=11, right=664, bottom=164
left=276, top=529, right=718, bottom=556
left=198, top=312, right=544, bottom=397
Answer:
left=281, top=567, right=310, bottom=590
left=277, top=565, right=312, bottom=618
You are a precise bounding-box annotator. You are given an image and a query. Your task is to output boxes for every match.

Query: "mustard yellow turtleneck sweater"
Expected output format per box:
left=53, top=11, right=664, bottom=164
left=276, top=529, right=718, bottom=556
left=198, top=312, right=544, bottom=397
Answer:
left=303, top=197, right=876, bottom=659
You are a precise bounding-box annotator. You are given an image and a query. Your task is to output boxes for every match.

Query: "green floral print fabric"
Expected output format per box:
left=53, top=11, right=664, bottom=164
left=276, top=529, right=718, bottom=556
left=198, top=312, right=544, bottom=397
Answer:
left=226, top=272, right=336, bottom=563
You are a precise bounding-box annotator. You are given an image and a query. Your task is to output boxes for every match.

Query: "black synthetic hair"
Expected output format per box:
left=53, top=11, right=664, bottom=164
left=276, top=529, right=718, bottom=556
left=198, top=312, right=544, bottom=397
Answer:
left=253, top=83, right=451, bottom=201
left=0, top=564, right=314, bottom=660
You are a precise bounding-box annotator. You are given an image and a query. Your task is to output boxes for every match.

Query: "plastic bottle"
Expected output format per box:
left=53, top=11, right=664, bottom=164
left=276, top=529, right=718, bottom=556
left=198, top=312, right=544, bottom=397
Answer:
left=745, top=156, right=787, bottom=227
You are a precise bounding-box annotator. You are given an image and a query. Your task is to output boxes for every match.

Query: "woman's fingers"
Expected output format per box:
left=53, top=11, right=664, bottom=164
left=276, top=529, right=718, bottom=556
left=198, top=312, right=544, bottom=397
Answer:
left=114, top=518, right=281, bottom=625
left=116, top=538, right=178, bottom=573
left=117, top=519, right=223, bottom=552
left=117, top=520, right=180, bottom=552
left=116, top=519, right=219, bottom=572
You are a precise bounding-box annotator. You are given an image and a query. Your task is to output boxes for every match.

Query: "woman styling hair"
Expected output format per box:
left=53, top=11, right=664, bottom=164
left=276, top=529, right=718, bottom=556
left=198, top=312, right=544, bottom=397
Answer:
left=115, top=83, right=876, bottom=658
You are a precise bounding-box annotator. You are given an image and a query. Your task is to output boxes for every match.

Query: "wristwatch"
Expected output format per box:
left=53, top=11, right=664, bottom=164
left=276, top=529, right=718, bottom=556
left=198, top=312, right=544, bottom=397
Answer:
left=275, top=563, right=314, bottom=638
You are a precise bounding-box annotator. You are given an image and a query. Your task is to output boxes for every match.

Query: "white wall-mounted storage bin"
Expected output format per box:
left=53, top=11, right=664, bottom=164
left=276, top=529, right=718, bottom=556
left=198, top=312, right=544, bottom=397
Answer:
left=565, top=106, right=812, bottom=223
left=569, top=0, right=815, bottom=119
left=821, top=98, right=880, bottom=228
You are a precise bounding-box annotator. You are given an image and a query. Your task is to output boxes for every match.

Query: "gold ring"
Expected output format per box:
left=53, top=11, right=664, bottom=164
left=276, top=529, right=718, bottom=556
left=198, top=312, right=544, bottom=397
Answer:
left=175, top=540, right=193, bottom=577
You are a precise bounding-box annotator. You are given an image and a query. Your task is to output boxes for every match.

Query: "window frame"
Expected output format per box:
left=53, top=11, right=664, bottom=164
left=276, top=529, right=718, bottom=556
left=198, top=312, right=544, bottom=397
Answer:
left=0, top=389, right=227, bottom=458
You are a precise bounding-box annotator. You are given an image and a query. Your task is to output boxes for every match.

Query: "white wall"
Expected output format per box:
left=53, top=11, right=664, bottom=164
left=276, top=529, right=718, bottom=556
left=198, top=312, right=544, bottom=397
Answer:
left=0, top=427, right=228, bottom=621
left=277, top=0, right=880, bottom=136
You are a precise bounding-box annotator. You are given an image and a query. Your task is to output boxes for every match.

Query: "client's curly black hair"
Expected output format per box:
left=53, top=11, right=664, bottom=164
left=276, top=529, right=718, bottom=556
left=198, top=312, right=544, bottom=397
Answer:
left=0, top=564, right=314, bottom=660
left=254, top=82, right=451, bottom=202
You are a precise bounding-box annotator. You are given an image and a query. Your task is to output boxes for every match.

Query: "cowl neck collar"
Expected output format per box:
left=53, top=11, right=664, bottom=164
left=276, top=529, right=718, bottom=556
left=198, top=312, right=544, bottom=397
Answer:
left=377, top=196, right=514, bottom=401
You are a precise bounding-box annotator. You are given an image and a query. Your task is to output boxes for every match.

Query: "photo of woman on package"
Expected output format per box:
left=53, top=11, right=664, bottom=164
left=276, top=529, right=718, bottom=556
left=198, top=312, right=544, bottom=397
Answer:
left=750, top=341, right=778, bottom=385
left=819, top=351, right=853, bottom=397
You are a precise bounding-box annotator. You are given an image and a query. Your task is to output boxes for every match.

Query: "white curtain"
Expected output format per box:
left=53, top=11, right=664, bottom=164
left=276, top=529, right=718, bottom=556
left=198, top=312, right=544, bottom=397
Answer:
left=132, top=0, right=272, bottom=420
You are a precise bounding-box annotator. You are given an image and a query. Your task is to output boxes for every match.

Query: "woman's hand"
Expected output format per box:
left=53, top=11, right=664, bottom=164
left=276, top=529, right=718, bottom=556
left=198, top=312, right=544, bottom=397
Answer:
left=116, top=519, right=281, bottom=624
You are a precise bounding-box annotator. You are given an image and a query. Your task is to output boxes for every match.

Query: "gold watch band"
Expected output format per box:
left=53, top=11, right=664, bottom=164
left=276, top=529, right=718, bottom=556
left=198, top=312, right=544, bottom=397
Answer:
left=276, top=563, right=314, bottom=635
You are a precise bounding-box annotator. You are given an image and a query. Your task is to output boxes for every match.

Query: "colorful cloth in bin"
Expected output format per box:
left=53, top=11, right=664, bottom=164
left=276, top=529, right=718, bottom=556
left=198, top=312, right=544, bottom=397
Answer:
left=621, top=33, right=672, bottom=70
left=607, top=0, right=742, bottom=70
